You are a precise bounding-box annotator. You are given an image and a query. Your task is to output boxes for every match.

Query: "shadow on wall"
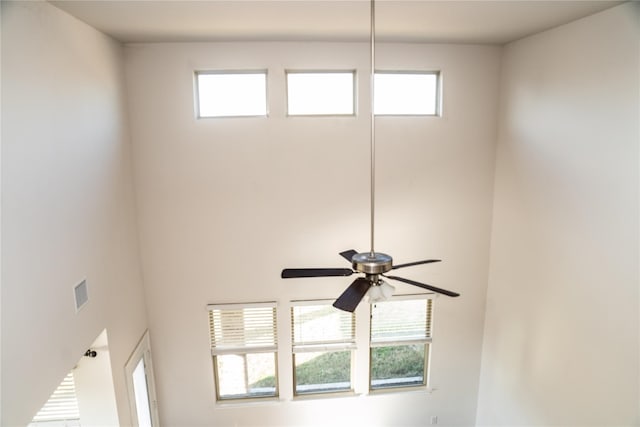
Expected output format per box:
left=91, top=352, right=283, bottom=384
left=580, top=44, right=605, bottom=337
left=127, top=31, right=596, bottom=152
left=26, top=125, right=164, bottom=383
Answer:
left=29, top=329, right=119, bottom=426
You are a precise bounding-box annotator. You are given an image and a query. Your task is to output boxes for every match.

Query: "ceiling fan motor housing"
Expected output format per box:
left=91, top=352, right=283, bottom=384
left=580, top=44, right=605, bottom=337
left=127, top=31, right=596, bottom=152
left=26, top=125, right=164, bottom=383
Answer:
left=352, top=252, right=393, bottom=275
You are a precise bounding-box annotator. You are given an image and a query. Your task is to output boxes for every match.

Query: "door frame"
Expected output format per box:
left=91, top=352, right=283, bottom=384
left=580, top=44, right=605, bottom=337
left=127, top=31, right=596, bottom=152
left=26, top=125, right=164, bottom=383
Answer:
left=125, top=330, right=160, bottom=427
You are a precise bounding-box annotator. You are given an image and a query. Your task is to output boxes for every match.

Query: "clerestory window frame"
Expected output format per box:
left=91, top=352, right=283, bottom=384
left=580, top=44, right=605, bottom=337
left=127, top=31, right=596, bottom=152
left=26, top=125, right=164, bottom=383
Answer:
left=374, top=70, right=441, bottom=116
left=285, top=70, right=356, bottom=116
left=195, top=70, right=268, bottom=118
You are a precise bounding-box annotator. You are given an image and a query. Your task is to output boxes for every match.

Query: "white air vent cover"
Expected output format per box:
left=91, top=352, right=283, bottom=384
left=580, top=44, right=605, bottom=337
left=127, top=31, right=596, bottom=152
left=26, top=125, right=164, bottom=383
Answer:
left=74, top=279, right=89, bottom=312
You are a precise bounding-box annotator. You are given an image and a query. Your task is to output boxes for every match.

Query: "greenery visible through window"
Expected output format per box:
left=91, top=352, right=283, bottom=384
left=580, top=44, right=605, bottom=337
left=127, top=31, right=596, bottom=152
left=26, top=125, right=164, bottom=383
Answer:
left=207, top=297, right=436, bottom=402
left=370, top=297, right=433, bottom=390
left=291, top=302, right=355, bottom=395
left=208, top=302, right=278, bottom=400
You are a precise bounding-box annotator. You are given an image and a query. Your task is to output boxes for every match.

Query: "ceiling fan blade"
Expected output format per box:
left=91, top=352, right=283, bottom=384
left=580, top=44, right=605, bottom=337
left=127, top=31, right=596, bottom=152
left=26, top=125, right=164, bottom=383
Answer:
left=333, top=277, right=371, bottom=312
left=339, top=249, right=358, bottom=263
left=392, top=259, right=441, bottom=270
left=281, top=268, right=354, bottom=278
left=384, top=275, right=460, bottom=297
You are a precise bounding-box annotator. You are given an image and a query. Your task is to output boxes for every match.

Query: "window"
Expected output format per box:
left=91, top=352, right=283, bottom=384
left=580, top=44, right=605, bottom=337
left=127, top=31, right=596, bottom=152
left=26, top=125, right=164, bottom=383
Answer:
left=30, top=371, right=80, bottom=426
left=291, top=301, right=356, bottom=395
left=208, top=302, right=278, bottom=400
left=286, top=71, right=355, bottom=116
left=196, top=71, right=267, bottom=118
left=374, top=71, right=439, bottom=116
left=369, top=296, right=433, bottom=390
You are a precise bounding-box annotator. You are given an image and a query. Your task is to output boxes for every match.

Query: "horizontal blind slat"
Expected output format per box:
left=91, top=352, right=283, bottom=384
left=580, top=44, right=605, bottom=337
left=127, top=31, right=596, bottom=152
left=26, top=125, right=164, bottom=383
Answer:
left=371, top=298, right=432, bottom=343
left=291, top=303, right=355, bottom=346
left=209, top=303, right=277, bottom=352
left=31, top=372, right=80, bottom=422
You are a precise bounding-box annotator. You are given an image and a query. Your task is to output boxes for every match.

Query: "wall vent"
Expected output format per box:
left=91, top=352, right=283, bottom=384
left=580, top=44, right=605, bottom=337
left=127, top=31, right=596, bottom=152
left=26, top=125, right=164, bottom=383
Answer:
left=74, top=279, right=89, bottom=312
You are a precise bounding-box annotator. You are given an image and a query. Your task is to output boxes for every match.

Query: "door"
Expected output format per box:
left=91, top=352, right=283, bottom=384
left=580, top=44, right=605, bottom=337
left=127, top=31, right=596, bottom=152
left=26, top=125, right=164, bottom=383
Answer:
left=125, top=330, right=160, bottom=427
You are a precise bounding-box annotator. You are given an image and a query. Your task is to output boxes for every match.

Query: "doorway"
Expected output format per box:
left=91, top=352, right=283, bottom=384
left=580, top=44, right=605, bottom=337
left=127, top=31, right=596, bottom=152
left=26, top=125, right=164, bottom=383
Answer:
left=124, top=331, right=159, bottom=427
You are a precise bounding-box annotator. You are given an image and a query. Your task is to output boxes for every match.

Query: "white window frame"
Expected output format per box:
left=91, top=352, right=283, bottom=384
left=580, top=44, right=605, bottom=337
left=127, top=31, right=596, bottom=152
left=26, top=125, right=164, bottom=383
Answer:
left=369, top=294, right=434, bottom=391
left=195, top=70, right=268, bottom=118
left=286, top=70, right=356, bottom=116
left=207, top=302, right=279, bottom=401
left=290, top=300, right=356, bottom=396
left=374, top=70, right=441, bottom=116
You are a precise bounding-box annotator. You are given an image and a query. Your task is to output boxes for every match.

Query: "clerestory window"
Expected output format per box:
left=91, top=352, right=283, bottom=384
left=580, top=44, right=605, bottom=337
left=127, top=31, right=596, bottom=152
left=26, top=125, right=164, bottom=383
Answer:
left=374, top=71, right=440, bottom=116
left=196, top=71, right=268, bottom=118
left=286, top=71, right=356, bottom=116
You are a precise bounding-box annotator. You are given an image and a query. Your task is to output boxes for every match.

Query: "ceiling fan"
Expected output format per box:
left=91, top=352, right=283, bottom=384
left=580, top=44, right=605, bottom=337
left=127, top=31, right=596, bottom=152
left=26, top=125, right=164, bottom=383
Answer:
left=281, top=0, right=460, bottom=312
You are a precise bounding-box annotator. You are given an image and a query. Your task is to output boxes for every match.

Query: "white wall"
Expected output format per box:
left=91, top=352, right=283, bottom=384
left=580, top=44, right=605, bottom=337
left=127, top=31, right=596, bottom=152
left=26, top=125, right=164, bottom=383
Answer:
left=1, top=2, right=148, bottom=425
left=125, top=41, right=500, bottom=426
left=477, top=3, right=639, bottom=426
left=73, top=330, right=119, bottom=426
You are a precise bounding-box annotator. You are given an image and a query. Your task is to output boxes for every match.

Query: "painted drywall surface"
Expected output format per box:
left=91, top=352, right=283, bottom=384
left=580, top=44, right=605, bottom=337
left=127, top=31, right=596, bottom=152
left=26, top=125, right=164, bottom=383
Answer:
left=1, top=2, right=148, bottom=425
left=125, top=41, right=500, bottom=425
left=477, top=3, right=639, bottom=426
left=74, top=330, right=119, bottom=426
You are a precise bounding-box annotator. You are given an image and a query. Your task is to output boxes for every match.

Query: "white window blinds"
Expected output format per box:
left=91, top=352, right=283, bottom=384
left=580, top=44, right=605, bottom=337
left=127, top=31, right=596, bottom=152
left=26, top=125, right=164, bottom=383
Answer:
left=291, top=302, right=355, bottom=350
left=371, top=297, right=433, bottom=345
left=208, top=302, right=277, bottom=354
left=31, top=371, right=80, bottom=423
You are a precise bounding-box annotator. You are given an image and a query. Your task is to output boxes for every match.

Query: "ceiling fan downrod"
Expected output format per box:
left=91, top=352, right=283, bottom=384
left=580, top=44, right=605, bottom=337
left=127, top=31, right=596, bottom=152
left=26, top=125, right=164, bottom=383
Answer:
left=348, top=0, right=393, bottom=278
left=369, top=0, right=376, bottom=258
left=354, top=0, right=393, bottom=276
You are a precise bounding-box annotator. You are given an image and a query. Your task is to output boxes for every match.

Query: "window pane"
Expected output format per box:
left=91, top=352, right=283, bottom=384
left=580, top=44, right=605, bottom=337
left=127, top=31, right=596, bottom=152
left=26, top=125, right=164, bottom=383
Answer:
left=215, top=353, right=277, bottom=400
left=294, top=351, right=351, bottom=394
left=371, top=298, right=432, bottom=343
left=197, top=72, right=267, bottom=117
left=132, top=359, right=152, bottom=427
left=374, top=72, right=438, bottom=115
left=292, top=304, right=354, bottom=345
left=287, top=72, right=355, bottom=115
left=209, top=304, right=277, bottom=352
left=370, top=344, right=428, bottom=390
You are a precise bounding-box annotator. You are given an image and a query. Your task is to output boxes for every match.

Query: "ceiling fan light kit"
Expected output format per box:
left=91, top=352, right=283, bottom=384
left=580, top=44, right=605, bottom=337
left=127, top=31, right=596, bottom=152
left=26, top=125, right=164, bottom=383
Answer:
left=281, top=0, right=460, bottom=312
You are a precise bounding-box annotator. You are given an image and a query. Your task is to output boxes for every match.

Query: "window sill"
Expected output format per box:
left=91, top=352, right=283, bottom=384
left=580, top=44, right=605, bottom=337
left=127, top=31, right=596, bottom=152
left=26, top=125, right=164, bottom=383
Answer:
left=367, top=385, right=435, bottom=396
left=214, top=397, right=282, bottom=408
left=292, top=390, right=358, bottom=401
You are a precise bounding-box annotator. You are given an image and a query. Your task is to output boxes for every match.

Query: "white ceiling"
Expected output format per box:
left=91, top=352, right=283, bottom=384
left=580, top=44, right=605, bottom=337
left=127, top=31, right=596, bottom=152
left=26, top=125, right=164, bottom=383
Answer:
left=50, top=0, right=623, bottom=44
